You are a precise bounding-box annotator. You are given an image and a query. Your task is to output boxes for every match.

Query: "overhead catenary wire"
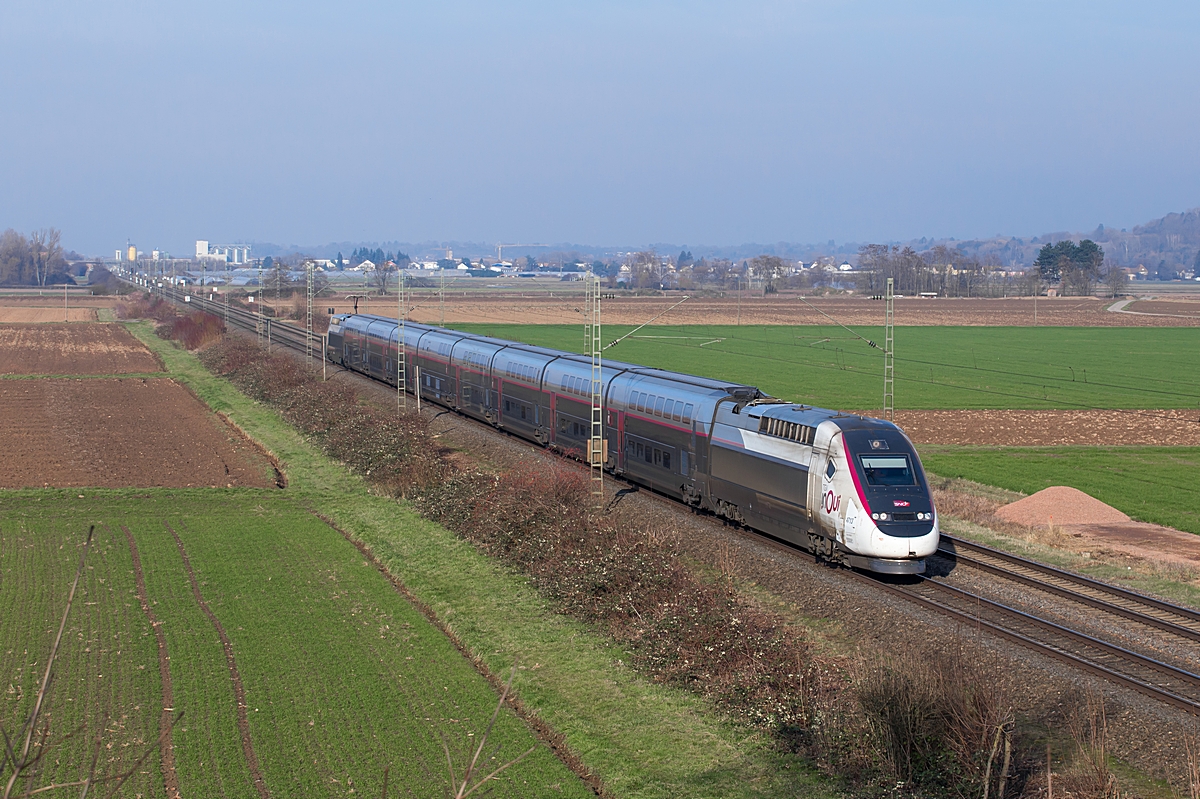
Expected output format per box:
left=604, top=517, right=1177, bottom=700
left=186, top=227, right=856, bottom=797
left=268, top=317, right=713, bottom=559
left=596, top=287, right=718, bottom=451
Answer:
left=640, top=335, right=1200, bottom=426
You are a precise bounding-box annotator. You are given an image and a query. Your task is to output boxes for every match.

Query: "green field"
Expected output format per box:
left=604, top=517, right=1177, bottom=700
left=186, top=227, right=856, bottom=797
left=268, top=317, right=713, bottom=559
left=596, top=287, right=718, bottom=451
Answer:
left=452, top=323, right=1200, bottom=411
left=921, top=446, right=1200, bottom=535
left=0, top=492, right=589, bottom=798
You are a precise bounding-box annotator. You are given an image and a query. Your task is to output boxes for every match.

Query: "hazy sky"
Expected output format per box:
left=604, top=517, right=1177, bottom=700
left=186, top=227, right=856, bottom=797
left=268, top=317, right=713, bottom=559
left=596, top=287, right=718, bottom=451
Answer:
left=2, top=1, right=1198, bottom=256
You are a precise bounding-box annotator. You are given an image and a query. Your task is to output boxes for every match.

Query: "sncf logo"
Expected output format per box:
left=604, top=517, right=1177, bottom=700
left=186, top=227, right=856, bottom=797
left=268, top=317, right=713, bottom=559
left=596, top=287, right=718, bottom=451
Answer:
left=893, top=500, right=911, bottom=507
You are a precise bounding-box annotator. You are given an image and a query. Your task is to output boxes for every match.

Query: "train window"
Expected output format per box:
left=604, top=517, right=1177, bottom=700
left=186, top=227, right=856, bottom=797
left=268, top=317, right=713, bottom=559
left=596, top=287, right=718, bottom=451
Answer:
left=663, top=451, right=671, bottom=470
left=645, top=445, right=653, bottom=463
left=672, top=405, right=682, bottom=422
left=825, top=460, right=836, bottom=479
left=637, top=393, right=647, bottom=412
left=654, top=397, right=665, bottom=416
left=683, top=404, right=693, bottom=423
left=663, top=399, right=675, bottom=418
left=859, top=455, right=915, bottom=486
left=561, top=376, right=569, bottom=390
left=463, top=387, right=472, bottom=403
left=636, top=442, right=643, bottom=459
left=653, top=448, right=660, bottom=465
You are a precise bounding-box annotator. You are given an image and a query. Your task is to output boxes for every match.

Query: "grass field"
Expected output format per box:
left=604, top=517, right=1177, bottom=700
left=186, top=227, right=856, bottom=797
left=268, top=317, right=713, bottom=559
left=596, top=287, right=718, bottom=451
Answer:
left=920, top=446, right=1200, bottom=535
left=0, top=491, right=590, bottom=798
left=452, top=323, right=1200, bottom=411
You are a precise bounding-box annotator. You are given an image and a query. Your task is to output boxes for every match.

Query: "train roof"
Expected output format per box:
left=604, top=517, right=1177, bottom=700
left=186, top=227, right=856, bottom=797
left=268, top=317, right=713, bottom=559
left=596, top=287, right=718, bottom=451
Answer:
left=336, top=314, right=764, bottom=398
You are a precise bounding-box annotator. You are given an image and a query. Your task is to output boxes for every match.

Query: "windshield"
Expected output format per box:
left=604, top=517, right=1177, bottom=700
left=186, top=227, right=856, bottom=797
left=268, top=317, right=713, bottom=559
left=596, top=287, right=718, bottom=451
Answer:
left=858, top=454, right=916, bottom=486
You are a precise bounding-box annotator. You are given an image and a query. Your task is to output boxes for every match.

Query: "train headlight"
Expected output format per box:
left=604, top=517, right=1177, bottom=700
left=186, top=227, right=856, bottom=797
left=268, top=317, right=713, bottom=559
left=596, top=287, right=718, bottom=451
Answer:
left=877, top=512, right=889, bottom=521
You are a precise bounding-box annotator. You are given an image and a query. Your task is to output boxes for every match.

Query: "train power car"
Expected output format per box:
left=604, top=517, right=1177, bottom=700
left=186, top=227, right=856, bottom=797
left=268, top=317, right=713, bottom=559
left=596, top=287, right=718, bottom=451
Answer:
left=327, top=314, right=938, bottom=574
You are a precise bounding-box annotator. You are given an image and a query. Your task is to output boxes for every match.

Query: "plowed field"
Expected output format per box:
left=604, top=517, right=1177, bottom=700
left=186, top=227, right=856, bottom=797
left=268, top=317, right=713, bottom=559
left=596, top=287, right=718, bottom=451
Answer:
left=0, top=378, right=277, bottom=488
left=0, top=323, right=162, bottom=374
left=891, top=409, right=1200, bottom=446
left=0, top=307, right=97, bottom=322
left=390, top=293, right=1200, bottom=327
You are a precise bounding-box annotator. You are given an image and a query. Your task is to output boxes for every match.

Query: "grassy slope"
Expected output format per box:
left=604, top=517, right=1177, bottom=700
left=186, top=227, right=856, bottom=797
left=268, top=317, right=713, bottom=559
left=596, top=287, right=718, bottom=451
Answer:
left=451, top=323, right=1200, bottom=411
left=122, top=321, right=835, bottom=798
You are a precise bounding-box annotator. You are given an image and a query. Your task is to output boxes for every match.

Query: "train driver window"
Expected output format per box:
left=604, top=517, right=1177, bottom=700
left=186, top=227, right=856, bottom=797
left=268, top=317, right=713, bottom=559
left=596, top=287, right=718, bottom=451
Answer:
left=825, top=460, right=836, bottom=479
left=859, top=455, right=915, bottom=486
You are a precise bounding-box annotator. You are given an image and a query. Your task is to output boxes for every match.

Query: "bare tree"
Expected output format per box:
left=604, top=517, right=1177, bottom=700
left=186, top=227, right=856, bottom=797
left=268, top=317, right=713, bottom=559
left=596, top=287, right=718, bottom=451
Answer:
left=749, top=255, right=787, bottom=294
left=29, top=228, right=64, bottom=286
left=370, top=261, right=397, bottom=295
left=626, top=251, right=659, bottom=290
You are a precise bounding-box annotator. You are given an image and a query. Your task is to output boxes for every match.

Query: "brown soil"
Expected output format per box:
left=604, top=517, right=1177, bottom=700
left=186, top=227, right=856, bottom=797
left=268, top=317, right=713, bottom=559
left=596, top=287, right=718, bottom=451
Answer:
left=0, top=307, right=97, bottom=323
left=1125, top=298, right=1200, bottom=318
left=996, top=486, right=1131, bottom=525
left=891, top=409, right=1200, bottom=446
left=122, top=525, right=181, bottom=799
left=357, top=293, right=1200, bottom=327
left=0, top=378, right=278, bottom=488
left=0, top=323, right=163, bottom=374
left=167, top=522, right=270, bottom=799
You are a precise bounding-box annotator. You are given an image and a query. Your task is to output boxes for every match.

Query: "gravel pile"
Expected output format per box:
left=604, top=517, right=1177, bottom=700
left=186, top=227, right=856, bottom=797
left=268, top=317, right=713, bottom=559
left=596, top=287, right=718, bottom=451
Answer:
left=995, top=485, right=1130, bottom=526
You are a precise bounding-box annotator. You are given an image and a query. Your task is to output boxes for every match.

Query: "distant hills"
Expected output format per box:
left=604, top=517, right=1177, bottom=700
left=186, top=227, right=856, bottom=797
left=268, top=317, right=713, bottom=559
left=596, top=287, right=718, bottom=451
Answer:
left=245, top=207, right=1200, bottom=272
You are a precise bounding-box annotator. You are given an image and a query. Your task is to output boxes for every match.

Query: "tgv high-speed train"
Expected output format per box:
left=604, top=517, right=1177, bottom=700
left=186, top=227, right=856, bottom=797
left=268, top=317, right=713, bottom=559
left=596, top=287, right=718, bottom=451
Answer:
left=327, top=314, right=939, bottom=574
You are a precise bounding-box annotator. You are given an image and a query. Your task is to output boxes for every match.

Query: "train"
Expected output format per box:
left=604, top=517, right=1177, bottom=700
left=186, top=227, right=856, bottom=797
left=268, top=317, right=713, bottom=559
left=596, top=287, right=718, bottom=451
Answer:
left=326, top=313, right=939, bottom=574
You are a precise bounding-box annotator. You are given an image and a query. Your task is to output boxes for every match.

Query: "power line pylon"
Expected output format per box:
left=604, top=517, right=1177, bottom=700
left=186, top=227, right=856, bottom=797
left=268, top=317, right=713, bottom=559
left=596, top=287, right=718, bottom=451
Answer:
left=256, top=262, right=264, bottom=347
left=884, top=277, right=894, bottom=422
left=587, top=271, right=604, bottom=500
left=398, top=269, right=406, bottom=410
left=306, top=260, right=315, bottom=365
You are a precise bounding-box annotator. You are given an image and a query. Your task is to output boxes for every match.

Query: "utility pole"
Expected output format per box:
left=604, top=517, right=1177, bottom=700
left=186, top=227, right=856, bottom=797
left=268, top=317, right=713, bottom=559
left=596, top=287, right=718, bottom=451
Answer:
left=588, top=270, right=603, bottom=500
left=883, top=277, right=894, bottom=422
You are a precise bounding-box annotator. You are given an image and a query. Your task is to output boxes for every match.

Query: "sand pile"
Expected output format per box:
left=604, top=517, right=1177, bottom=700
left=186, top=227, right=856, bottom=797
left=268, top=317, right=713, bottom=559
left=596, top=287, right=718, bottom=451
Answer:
left=995, top=486, right=1130, bottom=527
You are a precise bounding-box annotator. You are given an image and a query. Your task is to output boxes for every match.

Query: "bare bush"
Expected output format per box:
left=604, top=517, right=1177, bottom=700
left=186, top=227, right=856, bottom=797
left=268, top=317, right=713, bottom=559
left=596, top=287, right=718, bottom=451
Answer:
left=855, top=646, right=1016, bottom=794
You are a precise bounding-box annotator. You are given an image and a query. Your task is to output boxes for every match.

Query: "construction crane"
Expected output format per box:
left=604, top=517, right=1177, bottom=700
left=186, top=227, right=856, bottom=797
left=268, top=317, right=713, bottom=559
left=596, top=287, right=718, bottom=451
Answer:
left=496, top=243, right=549, bottom=263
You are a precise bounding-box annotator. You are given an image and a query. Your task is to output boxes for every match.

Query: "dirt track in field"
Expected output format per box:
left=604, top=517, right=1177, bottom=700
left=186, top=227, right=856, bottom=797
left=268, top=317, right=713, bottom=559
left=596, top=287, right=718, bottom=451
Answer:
left=0, top=323, right=163, bottom=374
left=889, top=408, right=1200, bottom=446
left=0, top=378, right=278, bottom=488
left=370, top=293, right=1200, bottom=327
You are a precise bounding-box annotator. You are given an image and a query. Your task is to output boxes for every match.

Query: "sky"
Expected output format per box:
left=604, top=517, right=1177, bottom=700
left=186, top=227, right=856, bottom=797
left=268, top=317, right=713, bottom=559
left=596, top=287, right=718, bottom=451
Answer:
left=2, top=1, right=1198, bottom=256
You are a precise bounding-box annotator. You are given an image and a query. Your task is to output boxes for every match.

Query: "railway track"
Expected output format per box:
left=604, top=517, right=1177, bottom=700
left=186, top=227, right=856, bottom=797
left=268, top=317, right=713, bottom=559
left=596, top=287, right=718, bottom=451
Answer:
left=859, top=572, right=1200, bottom=715
left=938, top=535, right=1200, bottom=643
left=146, top=281, right=1200, bottom=715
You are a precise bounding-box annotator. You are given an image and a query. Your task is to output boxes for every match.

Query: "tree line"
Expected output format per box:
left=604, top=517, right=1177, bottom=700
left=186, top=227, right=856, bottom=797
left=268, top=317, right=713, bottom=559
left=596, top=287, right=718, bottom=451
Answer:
left=0, top=228, right=72, bottom=286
